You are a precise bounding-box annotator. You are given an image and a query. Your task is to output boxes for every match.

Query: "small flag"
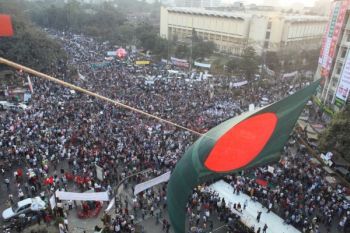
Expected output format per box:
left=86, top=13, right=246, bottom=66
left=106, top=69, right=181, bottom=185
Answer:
left=0, top=14, right=14, bottom=37
left=27, top=75, right=33, bottom=93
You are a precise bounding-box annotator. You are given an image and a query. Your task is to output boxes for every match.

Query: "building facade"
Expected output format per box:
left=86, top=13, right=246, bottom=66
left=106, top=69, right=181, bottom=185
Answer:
left=315, top=0, right=350, bottom=112
left=160, top=6, right=327, bottom=56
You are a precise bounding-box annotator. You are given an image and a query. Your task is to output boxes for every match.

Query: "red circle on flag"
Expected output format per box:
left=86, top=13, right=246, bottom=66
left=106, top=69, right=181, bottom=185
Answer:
left=204, top=112, right=278, bottom=172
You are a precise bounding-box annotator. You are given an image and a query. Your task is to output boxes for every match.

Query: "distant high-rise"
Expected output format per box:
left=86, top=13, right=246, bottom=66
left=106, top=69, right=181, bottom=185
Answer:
left=175, top=0, right=222, bottom=8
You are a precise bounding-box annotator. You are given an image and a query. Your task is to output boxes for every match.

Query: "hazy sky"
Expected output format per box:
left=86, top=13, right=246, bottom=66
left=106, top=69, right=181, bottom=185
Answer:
left=237, top=0, right=318, bottom=7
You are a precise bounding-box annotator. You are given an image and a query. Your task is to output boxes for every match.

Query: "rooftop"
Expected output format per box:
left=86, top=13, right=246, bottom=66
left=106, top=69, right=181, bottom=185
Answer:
left=166, top=7, right=328, bottom=22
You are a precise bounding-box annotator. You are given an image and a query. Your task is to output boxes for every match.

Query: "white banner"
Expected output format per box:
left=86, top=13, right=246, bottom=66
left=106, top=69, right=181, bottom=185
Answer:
left=55, top=190, right=109, bottom=201
left=105, top=198, right=115, bottom=213
left=107, top=51, right=117, bottom=56
left=231, top=80, right=248, bottom=88
left=134, top=171, right=171, bottom=196
left=194, top=61, right=211, bottom=69
left=49, top=195, right=56, bottom=209
left=96, top=165, right=104, bottom=181
left=282, top=71, right=298, bottom=79
left=336, top=51, right=350, bottom=101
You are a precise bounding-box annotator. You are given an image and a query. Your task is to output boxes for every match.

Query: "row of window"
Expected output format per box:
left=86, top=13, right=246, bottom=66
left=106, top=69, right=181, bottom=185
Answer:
left=168, top=27, right=242, bottom=43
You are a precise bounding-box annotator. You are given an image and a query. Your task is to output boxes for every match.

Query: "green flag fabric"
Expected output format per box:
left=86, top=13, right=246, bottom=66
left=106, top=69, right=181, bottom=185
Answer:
left=167, top=80, right=320, bottom=233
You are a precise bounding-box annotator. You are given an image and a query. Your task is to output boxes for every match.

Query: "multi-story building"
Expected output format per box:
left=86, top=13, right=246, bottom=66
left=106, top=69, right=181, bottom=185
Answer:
left=315, top=0, right=350, bottom=112
left=160, top=6, right=328, bottom=55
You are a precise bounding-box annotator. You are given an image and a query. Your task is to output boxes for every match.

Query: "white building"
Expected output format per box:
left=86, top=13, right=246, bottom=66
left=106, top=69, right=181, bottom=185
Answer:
left=315, top=0, right=350, bottom=112
left=160, top=6, right=328, bottom=55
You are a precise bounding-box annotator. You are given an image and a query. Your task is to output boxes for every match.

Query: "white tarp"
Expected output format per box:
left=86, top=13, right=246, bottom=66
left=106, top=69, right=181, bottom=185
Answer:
left=55, top=190, right=109, bottom=201
left=134, top=171, right=171, bottom=195
left=194, top=61, right=211, bottom=69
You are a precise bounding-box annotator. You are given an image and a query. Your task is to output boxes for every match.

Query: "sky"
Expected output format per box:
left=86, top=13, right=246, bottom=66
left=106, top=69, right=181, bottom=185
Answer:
left=237, top=0, right=318, bottom=7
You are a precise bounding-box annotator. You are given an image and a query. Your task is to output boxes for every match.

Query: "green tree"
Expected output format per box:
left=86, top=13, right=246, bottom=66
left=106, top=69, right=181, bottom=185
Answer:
left=239, top=46, right=259, bottom=81
left=226, top=57, right=240, bottom=74
left=0, top=0, right=66, bottom=72
left=192, top=41, right=216, bottom=60
left=319, top=104, right=350, bottom=163
left=265, top=51, right=280, bottom=72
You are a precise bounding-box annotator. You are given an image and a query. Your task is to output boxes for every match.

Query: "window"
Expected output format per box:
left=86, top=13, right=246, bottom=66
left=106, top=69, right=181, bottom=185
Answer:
left=341, top=48, right=347, bottom=58
left=215, top=35, right=221, bottom=40
left=267, top=21, right=272, bottom=30
left=264, top=41, right=269, bottom=49
left=222, top=36, right=228, bottom=42
left=337, top=66, right=342, bottom=75
left=347, top=33, right=350, bottom=42
left=265, top=31, right=271, bottom=40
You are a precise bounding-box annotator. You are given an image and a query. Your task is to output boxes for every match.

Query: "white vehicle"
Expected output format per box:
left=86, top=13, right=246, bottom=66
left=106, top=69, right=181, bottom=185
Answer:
left=0, top=101, right=15, bottom=110
left=2, top=197, right=46, bottom=220
left=0, top=101, right=29, bottom=111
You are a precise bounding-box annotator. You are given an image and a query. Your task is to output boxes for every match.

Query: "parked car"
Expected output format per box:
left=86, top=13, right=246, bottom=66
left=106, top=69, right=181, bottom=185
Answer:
left=2, top=197, right=46, bottom=220
left=0, top=101, right=29, bottom=111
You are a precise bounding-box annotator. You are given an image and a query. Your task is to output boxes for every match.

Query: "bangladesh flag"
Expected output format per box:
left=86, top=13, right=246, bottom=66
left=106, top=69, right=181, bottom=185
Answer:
left=167, top=80, right=320, bottom=233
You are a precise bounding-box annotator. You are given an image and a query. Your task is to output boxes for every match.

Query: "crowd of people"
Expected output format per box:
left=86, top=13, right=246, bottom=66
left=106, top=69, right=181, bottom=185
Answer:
left=0, top=28, right=346, bottom=233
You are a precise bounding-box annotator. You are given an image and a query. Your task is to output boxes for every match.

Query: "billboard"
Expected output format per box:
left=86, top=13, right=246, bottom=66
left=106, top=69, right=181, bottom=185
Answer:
left=335, top=51, right=350, bottom=104
left=319, top=0, right=350, bottom=78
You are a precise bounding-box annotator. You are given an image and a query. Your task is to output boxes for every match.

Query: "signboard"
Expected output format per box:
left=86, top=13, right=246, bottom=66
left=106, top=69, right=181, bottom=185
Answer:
left=336, top=51, right=350, bottom=104
left=135, top=60, right=150, bottom=65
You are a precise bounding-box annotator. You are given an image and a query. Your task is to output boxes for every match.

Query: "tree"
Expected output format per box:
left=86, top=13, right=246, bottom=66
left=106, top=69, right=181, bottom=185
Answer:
left=0, top=0, right=66, bottom=72
left=239, top=46, right=259, bottom=81
left=192, top=41, right=216, bottom=60
left=265, top=51, right=280, bottom=72
left=319, top=104, right=350, bottom=163
left=226, top=57, right=240, bottom=74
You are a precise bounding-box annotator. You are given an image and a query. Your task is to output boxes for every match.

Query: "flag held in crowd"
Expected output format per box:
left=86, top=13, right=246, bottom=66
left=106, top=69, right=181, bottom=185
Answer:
left=167, top=80, right=320, bottom=233
left=0, top=14, right=14, bottom=37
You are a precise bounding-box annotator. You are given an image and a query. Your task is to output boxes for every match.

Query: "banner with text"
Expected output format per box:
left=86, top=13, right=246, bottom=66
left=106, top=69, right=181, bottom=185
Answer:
left=55, top=190, right=109, bottom=201
left=336, top=51, right=350, bottom=103
left=171, top=57, right=189, bottom=68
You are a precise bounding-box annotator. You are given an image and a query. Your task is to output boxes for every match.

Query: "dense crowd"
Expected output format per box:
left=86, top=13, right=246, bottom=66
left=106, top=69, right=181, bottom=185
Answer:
left=1, top=28, right=345, bottom=233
